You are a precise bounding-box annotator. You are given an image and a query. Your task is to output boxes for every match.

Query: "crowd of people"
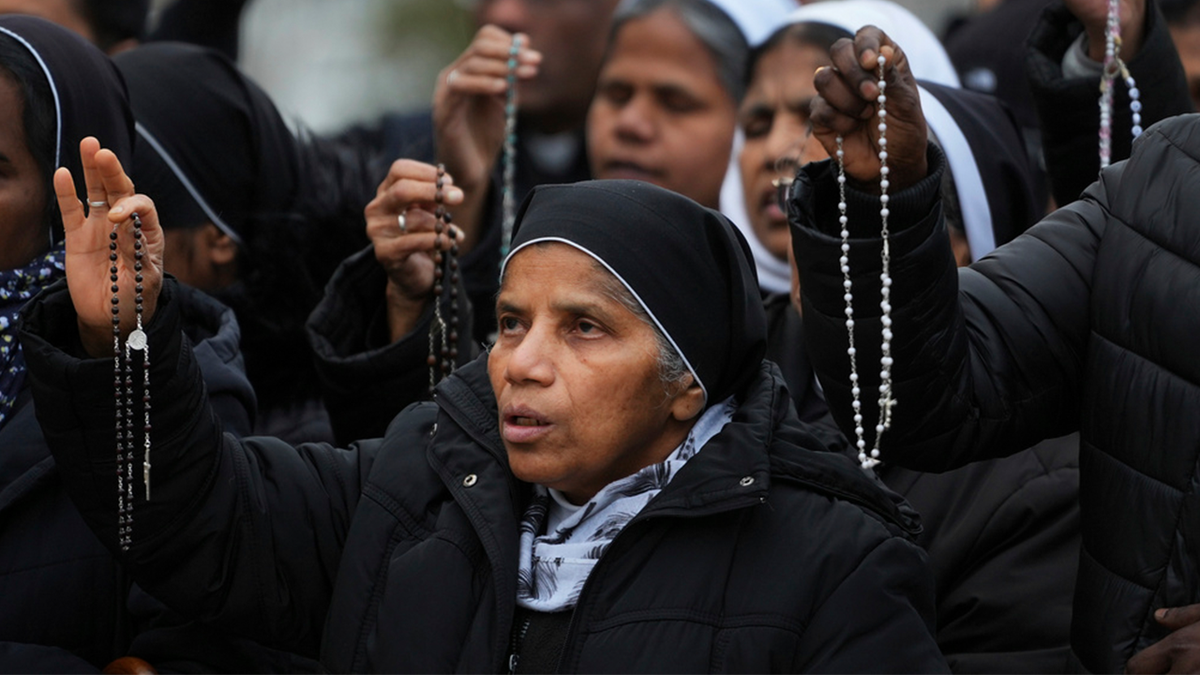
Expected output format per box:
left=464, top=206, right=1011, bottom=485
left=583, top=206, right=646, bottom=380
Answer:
left=0, top=0, right=1198, bottom=672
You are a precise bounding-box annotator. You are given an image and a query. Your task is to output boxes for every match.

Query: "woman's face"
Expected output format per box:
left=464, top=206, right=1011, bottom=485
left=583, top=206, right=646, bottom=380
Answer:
left=489, top=243, right=700, bottom=505
left=738, top=39, right=831, bottom=262
left=586, top=8, right=737, bottom=210
left=0, top=72, right=48, bottom=270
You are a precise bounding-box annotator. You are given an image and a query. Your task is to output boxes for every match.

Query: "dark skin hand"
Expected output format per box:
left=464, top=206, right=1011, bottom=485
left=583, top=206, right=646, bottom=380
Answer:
left=1126, top=604, right=1200, bottom=674
left=1065, top=0, right=1145, bottom=62
left=809, top=26, right=928, bottom=194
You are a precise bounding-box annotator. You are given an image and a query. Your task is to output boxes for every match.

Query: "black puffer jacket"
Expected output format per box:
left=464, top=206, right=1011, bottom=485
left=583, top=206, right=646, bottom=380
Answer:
left=0, top=284, right=252, bottom=671
left=791, top=116, right=1200, bottom=673
left=23, top=278, right=946, bottom=673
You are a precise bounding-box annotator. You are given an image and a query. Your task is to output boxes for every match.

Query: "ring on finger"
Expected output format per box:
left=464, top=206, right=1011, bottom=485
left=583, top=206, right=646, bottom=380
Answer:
left=88, top=199, right=108, bottom=208
left=398, top=212, right=407, bottom=234
left=447, top=69, right=460, bottom=86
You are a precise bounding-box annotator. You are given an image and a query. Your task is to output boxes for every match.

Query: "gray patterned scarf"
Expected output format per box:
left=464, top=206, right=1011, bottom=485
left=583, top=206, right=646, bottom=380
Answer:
left=515, top=397, right=736, bottom=612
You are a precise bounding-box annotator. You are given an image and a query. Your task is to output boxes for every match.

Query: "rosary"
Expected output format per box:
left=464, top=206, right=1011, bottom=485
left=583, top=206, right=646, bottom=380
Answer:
left=429, top=164, right=460, bottom=394
left=835, top=54, right=895, bottom=470
left=110, top=212, right=151, bottom=552
left=500, top=35, right=521, bottom=257
left=1099, top=0, right=1142, bottom=169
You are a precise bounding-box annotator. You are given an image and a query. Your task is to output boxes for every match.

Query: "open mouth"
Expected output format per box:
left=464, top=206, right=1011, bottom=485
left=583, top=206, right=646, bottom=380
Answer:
left=511, top=416, right=548, bottom=427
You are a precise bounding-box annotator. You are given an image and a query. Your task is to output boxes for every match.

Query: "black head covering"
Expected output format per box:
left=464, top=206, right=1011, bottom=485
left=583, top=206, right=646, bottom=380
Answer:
left=113, top=42, right=300, bottom=244
left=0, top=15, right=134, bottom=212
left=503, top=180, right=767, bottom=405
left=81, top=0, right=151, bottom=50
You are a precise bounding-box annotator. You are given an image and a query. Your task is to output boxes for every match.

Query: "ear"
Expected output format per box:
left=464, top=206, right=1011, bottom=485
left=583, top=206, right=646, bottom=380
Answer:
left=948, top=226, right=971, bottom=268
left=669, top=376, right=706, bottom=422
left=200, top=223, right=238, bottom=266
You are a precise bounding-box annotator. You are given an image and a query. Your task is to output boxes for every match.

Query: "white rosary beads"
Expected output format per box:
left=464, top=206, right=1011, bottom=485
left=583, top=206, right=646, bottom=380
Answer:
left=835, top=53, right=896, bottom=470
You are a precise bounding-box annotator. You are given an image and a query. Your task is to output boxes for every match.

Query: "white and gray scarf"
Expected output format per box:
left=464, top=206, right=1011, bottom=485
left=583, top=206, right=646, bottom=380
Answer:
left=515, top=397, right=736, bottom=612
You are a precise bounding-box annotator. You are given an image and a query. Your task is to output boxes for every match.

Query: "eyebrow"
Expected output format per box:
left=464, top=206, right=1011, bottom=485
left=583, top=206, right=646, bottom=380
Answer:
left=739, top=102, right=772, bottom=121
left=787, top=96, right=816, bottom=115
left=551, top=300, right=620, bottom=324
left=495, top=296, right=624, bottom=326
left=652, top=83, right=700, bottom=101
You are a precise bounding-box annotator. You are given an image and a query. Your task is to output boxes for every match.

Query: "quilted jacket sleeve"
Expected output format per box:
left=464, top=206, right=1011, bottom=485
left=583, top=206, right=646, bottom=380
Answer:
left=792, top=536, right=948, bottom=673
left=19, top=278, right=387, bottom=655
left=307, top=246, right=475, bottom=445
left=790, top=145, right=1110, bottom=471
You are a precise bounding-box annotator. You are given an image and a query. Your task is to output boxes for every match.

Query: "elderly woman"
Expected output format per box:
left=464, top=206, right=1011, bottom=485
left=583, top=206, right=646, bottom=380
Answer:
left=24, top=139, right=946, bottom=669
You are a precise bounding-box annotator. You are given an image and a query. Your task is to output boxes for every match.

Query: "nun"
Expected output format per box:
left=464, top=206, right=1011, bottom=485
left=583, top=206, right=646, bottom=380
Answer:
left=113, top=42, right=376, bottom=444
left=737, top=6, right=1079, bottom=672
left=587, top=0, right=794, bottom=211
left=0, top=16, right=256, bottom=671
left=25, top=152, right=948, bottom=670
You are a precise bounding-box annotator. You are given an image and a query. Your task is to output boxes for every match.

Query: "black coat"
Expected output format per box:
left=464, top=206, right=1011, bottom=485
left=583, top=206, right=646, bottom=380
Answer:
left=23, top=278, right=947, bottom=673
left=0, top=285, right=252, bottom=671
left=791, top=114, right=1200, bottom=673
left=765, top=298, right=1080, bottom=673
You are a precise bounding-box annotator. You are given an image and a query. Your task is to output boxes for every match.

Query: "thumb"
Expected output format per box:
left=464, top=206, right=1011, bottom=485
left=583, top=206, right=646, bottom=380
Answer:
left=1155, top=604, right=1200, bottom=631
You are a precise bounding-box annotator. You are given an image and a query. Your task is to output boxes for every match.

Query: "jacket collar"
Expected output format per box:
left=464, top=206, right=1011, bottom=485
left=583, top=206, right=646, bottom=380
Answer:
left=429, top=357, right=797, bottom=515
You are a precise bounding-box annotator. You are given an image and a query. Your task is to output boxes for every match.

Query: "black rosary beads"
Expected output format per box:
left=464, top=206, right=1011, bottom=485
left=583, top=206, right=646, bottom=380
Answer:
left=111, top=213, right=151, bottom=551
left=429, top=164, right=459, bottom=394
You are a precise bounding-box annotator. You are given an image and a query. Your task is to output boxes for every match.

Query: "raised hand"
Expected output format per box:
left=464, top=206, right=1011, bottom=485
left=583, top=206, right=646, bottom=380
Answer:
left=432, top=24, right=540, bottom=253
left=54, top=137, right=163, bottom=358
left=365, top=160, right=464, bottom=342
left=809, top=26, right=928, bottom=193
left=1063, top=0, right=1146, bottom=62
left=1126, top=604, right=1200, bottom=674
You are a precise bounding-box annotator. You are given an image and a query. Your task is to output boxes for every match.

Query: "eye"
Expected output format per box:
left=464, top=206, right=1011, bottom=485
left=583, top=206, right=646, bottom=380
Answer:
left=741, top=113, right=772, bottom=139
left=661, top=90, right=702, bottom=114
left=572, top=318, right=607, bottom=338
left=498, top=315, right=524, bottom=335
left=598, top=81, right=632, bottom=107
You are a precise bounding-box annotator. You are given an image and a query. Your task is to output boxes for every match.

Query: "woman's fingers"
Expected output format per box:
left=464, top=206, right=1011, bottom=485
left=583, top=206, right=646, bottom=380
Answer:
left=95, top=146, right=136, bottom=203
left=109, top=194, right=162, bottom=240
left=371, top=175, right=464, bottom=216
left=373, top=231, right=455, bottom=264
left=53, top=167, right=86, bottom=235
left=375, top=160, right=463, bottom=199
left=442, top=27, right=540, bottom=95
left=79, top=136, right=108, bottom=210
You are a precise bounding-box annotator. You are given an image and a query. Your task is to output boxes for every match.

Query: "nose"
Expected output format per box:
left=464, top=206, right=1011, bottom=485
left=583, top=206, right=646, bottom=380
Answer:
left=762, top=117, right=811, bottom=176
left=503, top=322, right=555, bottom=386
left=475, top=0, right=530, bottom=33
left=612, top=94, right=655, bottom=144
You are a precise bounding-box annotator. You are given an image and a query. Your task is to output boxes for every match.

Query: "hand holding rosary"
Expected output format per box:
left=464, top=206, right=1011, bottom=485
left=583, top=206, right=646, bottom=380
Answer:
left=54, top=139, right=163, bottom=552
left=808, top=32, right=927, bottom=470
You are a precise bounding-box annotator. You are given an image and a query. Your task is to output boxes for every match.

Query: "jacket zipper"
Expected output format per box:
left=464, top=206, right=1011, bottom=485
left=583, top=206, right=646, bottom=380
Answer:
left=508, top=613, right=531, bottom=675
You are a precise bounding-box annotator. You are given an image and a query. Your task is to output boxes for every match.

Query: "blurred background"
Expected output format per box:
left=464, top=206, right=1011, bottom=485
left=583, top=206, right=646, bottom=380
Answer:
left=148, top=0, right=976, bottom=136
